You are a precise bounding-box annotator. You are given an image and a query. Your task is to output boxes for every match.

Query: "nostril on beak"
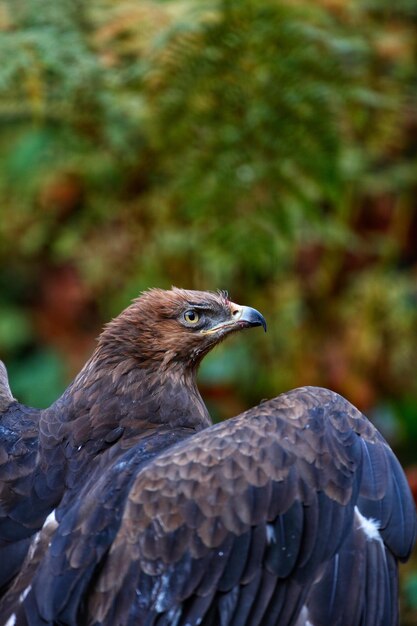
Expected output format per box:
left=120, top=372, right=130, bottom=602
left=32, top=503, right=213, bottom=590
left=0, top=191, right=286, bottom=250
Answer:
left=232, top=309, right=240, bottom=317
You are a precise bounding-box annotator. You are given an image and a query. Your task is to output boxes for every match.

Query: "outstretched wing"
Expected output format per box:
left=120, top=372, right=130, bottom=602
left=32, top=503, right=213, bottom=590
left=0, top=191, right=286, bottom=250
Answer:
left=0, top=361, right=42, bottom=592
left=11, top=387, right=417, bottom=626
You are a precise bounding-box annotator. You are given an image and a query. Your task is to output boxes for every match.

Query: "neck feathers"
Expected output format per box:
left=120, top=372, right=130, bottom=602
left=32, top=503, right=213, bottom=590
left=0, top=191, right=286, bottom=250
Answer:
left=51, top=343, right=211, bottom=442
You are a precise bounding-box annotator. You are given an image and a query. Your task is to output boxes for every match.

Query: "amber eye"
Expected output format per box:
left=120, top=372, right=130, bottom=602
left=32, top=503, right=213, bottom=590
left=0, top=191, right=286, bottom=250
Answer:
left=184, top=310, right=200, bottom=324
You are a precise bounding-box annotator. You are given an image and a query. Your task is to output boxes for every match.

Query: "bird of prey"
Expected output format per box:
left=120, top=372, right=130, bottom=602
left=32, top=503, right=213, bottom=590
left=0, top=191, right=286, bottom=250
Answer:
left=0, top=288, right=415, bottom=626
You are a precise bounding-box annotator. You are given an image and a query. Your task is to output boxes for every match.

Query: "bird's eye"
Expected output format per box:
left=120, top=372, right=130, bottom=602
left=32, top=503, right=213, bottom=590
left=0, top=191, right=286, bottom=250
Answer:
left=184, top=310, right=200, bottom=324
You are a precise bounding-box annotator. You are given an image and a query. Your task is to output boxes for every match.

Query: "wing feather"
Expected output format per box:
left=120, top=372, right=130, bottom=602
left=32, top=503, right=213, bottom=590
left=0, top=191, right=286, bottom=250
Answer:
left=0, top=400, right=43, bottom=591
left=6, top=386, right=416, bottom=626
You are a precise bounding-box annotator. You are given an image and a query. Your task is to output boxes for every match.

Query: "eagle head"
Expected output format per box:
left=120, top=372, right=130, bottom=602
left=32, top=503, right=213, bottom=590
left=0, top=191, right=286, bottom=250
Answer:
left=99, top=288, right=266, bottom=370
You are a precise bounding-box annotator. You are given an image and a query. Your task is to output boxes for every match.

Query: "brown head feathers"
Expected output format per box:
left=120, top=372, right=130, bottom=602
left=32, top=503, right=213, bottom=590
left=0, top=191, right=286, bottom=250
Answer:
left=98, top=288, right=234, bottom=370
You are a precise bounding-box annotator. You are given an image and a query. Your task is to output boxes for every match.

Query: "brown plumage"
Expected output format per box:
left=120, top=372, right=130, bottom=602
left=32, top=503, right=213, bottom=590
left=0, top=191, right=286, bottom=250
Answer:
left=0, top=288, right=415, bottom=626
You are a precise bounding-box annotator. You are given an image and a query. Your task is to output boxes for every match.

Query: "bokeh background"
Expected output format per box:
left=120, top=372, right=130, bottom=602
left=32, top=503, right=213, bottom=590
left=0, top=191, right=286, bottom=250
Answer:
left=0, top=0, right=416, bottom=621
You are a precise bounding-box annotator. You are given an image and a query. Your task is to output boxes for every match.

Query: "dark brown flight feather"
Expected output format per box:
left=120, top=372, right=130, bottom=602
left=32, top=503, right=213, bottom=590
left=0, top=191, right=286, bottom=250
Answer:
left=0, top=288, right=415, bottom=626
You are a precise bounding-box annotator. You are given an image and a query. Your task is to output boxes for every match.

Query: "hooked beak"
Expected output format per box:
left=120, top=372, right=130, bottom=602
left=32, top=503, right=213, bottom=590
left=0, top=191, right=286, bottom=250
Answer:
left=236, top=305, right=267, bottom=332
left=201, top=302, right=267, bottom=335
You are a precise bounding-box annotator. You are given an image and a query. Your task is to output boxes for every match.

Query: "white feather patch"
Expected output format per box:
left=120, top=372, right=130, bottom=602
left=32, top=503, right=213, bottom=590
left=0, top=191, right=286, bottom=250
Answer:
left=19, top=584, right=31, bottom=603
left=42, top=509, right=57, bottom=530
left=266, top=523, right=276, bottom=544
left=355, top=506, right=382, bottom=543
left=295, top=605, right=314, bottom=626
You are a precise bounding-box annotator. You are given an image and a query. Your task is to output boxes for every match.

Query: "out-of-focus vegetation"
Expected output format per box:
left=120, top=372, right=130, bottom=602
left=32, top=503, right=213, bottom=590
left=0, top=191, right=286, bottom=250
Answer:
left=0, top=0, right=416, bottom=620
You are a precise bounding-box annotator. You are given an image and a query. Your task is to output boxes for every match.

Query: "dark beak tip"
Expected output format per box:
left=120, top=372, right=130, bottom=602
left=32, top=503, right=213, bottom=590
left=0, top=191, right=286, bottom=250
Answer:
left=240, top=306, right=267, bottom=333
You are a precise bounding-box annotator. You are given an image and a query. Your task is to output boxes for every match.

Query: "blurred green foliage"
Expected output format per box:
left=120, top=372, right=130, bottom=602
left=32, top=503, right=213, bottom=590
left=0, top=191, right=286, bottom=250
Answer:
left=0, top=0, right=416, bottom=619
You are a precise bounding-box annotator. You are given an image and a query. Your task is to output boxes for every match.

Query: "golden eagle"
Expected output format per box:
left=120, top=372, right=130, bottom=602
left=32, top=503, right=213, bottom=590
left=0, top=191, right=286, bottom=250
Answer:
left=0, top=288, right=415, bottom=626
